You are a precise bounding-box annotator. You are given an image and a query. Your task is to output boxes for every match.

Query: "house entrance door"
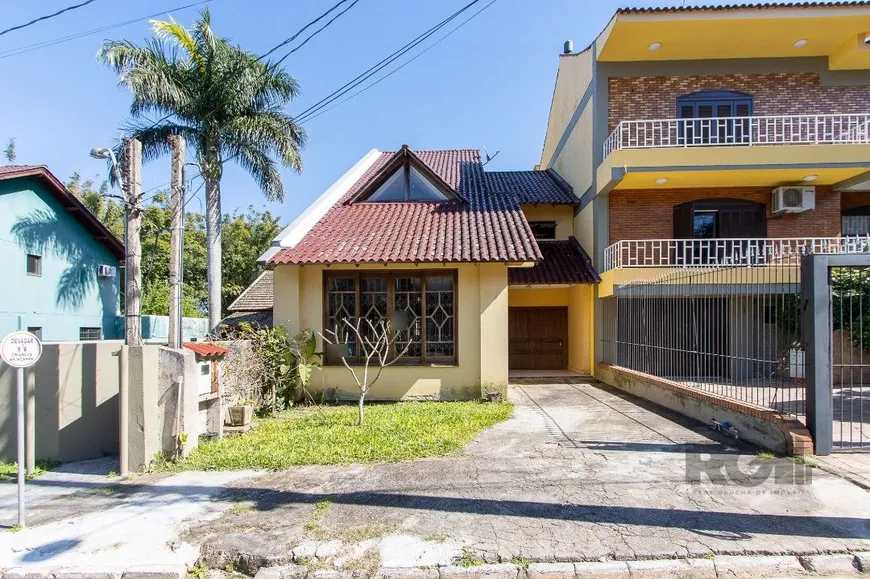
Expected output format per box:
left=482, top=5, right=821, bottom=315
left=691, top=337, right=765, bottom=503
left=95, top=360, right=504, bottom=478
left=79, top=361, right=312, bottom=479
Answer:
left=508, top=307, right=568, bottom=370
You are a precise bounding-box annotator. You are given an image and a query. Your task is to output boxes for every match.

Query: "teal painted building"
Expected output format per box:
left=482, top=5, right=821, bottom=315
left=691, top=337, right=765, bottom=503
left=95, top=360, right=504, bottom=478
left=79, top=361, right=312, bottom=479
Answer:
left=0, top=165, right=124, bottom=342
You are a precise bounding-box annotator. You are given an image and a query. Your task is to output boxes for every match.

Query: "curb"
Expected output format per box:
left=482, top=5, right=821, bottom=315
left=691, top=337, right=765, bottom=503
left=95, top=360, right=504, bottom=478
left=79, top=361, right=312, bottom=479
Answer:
left=3, top=552, right=869, bottom=579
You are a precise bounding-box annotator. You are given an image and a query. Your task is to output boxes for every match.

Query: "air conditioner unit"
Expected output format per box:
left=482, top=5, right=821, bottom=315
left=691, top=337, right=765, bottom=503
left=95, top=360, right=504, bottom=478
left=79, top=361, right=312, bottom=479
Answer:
left=772, top=186, right=815, bottom=215
left=97, top=264, right=117, bottom=278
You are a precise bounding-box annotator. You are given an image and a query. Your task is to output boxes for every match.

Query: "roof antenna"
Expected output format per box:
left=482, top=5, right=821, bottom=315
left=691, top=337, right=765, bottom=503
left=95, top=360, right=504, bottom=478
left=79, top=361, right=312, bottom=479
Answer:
left=482, top=145, right=500, bottom=167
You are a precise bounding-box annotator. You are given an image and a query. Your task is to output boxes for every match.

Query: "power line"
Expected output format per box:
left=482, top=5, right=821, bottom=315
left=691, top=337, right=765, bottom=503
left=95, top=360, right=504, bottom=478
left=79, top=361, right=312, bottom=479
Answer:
left=295, top=0, right=486, bottom=124
left=302, top=0, right=499, bottom=124
left=259, top=0, right=355, bottom=61
left=0, top=0, right=101, bottom=38
left=274, top=0, right=362, bottom=65
left=0, top=0, right=213, bottom=60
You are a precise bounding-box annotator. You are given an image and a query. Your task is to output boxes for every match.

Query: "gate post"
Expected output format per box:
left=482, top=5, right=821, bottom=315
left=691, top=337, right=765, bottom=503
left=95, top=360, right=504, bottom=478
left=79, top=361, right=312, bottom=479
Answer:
left=801, top=254, right=833, bottom=456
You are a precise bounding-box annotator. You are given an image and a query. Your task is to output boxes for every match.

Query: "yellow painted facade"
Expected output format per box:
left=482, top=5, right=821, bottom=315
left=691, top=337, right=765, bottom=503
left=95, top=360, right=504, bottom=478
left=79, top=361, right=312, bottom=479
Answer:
left=597, top=10, right=870, bottom=69
left=273, top=262, right=509, bottom=401
left=598, top=144, right=870, bottom=193
left=521, top=205, right=575, bottom=240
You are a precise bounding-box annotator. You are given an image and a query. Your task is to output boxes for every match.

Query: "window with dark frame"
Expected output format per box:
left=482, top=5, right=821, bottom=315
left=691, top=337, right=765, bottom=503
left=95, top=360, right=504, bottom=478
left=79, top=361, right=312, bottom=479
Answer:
left=842, top=206, right=870, bottom=236
left=26, top=254, right=41, bottom=276
left=79, top=327, right=101, bottom=341
left=324, top=271, right=456, bottom=365
left=528, top=221, right=557, bottom=240
left=367, top=161, right=449, bottom=202
left=677, top=90, right=753, bottom=145
left=27, top=327, right=42, bottom=340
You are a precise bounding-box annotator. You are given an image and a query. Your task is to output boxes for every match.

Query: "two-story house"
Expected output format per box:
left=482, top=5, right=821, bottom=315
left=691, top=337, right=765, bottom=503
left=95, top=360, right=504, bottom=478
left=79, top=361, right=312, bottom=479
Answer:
left=0, top=165, right=124, bottom=341
left=262, top=146, right=598, bottom=401
left=541, top=2, right=870, bottom=382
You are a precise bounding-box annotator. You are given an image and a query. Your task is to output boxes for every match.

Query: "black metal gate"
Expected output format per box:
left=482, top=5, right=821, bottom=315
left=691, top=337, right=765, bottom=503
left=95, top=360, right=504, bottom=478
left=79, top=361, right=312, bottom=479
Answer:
left=802, top=255, right=870, bottom=453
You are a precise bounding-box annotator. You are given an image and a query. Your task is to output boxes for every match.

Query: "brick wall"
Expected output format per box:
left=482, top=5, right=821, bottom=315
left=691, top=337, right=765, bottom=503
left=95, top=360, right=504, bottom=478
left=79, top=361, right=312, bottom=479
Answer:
left=609, top=186, right=840, bottom=244
left=841, top=191, right=870, bottom=212
left=609, top=73, right=870, bottom=131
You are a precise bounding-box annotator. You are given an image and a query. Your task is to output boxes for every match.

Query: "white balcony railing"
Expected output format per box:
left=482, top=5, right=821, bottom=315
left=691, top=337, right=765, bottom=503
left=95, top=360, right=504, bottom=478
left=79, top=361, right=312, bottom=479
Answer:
left=604, top=114, right=870, bottom=158
left=604, top=237, right=870, bottom=272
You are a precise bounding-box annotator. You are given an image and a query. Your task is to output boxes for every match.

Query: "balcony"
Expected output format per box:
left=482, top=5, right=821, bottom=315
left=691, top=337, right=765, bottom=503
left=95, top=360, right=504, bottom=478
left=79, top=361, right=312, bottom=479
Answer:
left=603, top=237, right=870, bottom=272
left=596, top=114, right=870, bottom=194
left=604, top=114, right=870, bottom=158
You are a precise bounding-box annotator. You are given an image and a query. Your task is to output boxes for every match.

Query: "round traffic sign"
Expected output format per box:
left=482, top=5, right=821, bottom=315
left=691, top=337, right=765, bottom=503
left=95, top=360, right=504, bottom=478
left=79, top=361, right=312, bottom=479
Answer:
left=1, top=331, right=43, bottom=368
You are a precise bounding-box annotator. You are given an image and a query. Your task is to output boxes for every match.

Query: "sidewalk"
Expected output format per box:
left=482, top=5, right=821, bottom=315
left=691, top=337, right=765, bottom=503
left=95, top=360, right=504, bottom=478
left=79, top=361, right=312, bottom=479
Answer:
left=817, top=453, right=870, bottom=490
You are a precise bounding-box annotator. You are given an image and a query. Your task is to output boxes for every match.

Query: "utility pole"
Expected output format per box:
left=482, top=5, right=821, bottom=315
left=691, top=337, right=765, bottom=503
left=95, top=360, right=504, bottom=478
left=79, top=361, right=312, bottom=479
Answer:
left=123, top=138, right=143, bottom=347
left=168, top=135, right=185, bottom=349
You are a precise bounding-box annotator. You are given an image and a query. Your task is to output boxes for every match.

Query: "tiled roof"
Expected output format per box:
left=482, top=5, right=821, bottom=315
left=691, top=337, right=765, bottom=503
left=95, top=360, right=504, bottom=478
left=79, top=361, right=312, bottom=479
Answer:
left=0, top=165, right=41, bottom=175
left=183, top=342, right=229, bottom=358
left=508, top=238, right=600, bottom=286
left=269, top=149, right=542, bottom=265
left=484, top=169, right=576, bottom=205
left=617, top=2, right=870, bottom=13
left=221, top=310, right=274, bottom=328
left=228, top=270, right=273, bottom=312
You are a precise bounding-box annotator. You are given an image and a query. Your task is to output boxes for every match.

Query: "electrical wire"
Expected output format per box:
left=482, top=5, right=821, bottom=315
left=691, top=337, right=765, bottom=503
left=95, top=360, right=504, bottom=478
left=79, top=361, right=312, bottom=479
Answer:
left=0, top=0, right=213, bottom=59
left=259, top=0, right=356, bottom=61
left=295, top=0, right=486, bottom=124
left=273, top=0, right=362, bottom=65
left=301, top=0, right=499, bottom=124
left=0, top=0, right=101, bottom=38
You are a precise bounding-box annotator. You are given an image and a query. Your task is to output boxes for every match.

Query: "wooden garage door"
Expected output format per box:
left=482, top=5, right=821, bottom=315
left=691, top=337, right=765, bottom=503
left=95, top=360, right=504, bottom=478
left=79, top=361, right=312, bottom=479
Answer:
left=509, top=307, right=568, bottom=370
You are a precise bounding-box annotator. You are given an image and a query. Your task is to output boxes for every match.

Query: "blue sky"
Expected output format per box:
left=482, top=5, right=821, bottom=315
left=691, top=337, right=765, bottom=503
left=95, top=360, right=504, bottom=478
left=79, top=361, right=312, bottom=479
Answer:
left=2, top=0, right=698, bottom=223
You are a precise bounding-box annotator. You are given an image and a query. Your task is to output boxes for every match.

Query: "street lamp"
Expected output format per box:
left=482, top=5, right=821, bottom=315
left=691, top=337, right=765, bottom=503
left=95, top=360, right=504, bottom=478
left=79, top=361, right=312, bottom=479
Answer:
left=90, top=147, right=123, bottom=188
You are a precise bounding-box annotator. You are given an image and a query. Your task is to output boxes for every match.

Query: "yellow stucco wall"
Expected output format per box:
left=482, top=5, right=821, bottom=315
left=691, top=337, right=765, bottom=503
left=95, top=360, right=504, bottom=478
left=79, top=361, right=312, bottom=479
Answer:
left=551, top=104, right=595, bottom=195
left=541, top=49, right=594, bottom=170
left=573, top=202, right=595, bottom=258
left=509, top=287, right=569, bottom=307
left=272, top=262, right=509, bottom=401
left=521, top=205, right=575, bottom=240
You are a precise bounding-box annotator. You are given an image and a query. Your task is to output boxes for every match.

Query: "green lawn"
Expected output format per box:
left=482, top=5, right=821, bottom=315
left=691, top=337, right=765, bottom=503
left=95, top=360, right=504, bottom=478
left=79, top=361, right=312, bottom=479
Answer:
left=171, top=401, right=512, bottom=471
left=0, top=459, right=62, bottom=481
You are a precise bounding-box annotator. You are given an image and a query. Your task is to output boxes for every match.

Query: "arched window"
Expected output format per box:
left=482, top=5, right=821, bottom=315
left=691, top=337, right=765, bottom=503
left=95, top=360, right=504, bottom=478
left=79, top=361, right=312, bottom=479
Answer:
left=677, top=90, right=754, bottom=145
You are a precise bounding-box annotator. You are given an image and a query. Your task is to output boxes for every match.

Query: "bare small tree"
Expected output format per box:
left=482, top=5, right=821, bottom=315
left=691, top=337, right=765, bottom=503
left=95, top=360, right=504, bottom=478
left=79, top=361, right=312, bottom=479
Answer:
left=321, top=318, right=411, bottom=426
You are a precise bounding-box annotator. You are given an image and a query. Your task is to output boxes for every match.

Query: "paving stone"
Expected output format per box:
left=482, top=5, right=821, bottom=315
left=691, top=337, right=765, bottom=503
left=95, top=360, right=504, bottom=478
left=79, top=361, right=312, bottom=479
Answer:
left=799, top=554, right=860, bottom=575
left=626, top=558, right=715, bottom=579
left=308, top=571, right=358, bottom=579
left=121, top=564, right=187, bottom=579
left=713, top=555, right=806, bottom=578
left=526, top=563, right=575, bottom=579
left=53, top=567, right=123, bottom=579
left=573, top=561, right=630, bottom=578
left=854, top=552, right=870, bottom=573
left=254, top=565, right=309, bottom=579
left=438, top=564, right=519, bottom=579
left=3, top=568, right=56, bottom=579
left=376, top=568, right=439, bottom=579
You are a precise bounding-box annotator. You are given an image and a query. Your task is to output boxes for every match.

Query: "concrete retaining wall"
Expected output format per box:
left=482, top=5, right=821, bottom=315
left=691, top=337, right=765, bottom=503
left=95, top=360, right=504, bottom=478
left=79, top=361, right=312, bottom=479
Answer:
left=1, top=342, right=203, bottom=467
left=598, top=364, right=813, bottom=455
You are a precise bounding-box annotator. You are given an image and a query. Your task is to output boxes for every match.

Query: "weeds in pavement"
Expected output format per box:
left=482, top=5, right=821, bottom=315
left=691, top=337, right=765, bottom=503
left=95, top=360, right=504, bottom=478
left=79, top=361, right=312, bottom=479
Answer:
left=335, top=523, right=399, bottom=543
left=8, top=525, right=22, bottom=533
left=510, top=557, right=531, bottom=570
left=454, top=549, right=485, bottom=568
left=227, top=501, right=256, bottom=516
left=789, top=454, right=818, bottom=468
left=343, top=548, right=382, bottom=578
left=0, top=459, right=61, bottom=481
left=304, top=500, right=332, bottom=535
left=424, top=533, right=448, bottom=543
left=757, top=452, right=775, bottom=460
left=188, top=562, right=208, bottom=579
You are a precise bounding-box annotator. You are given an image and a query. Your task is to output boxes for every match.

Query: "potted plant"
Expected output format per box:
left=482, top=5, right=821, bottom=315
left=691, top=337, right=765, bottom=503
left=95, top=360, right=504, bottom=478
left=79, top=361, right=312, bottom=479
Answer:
left=227, top=396, right=254, bottom=427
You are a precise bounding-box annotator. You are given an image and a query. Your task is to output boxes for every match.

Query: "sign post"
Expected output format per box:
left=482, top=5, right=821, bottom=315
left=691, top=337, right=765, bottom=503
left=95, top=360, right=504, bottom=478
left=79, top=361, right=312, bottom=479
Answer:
left=1, top=331, right=42, bottom=529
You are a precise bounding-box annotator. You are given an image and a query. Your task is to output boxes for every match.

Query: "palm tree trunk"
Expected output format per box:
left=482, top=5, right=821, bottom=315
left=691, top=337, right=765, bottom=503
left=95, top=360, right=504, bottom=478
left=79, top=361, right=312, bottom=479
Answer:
left=205, top=174, right=222, bottom=330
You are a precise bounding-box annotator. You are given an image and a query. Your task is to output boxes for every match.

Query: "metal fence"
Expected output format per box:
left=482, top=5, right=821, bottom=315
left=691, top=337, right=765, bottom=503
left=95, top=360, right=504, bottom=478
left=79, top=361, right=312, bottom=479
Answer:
left=604, top=113, right=870, bottom=157
left=601, top=261, right=806, bottom=422
left=830, top=266, right=870, bottom=450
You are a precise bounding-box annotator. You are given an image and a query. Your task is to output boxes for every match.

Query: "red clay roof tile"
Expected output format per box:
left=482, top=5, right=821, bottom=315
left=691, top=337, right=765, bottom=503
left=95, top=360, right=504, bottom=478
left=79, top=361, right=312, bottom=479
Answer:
left=508, top=237, right=600, bottom=286
left=269, top=149, right=543, bottom=265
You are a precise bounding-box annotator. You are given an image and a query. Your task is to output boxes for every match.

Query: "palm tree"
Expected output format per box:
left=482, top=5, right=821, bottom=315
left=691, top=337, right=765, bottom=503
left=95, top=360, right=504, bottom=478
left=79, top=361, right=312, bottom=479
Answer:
left=99, top=10, right=306, bottom=328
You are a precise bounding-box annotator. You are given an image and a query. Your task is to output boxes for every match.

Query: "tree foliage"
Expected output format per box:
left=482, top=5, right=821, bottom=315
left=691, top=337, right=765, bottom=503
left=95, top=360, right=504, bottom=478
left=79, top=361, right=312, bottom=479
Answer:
left=66, top=174, right=280, bottom=318
left=99, top=9, right=306, bottom=328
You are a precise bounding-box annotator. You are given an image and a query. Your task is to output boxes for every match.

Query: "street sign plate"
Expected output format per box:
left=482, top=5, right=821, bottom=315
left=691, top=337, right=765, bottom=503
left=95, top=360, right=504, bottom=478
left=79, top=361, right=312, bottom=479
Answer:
left=1, top=331, right=42, bottom=368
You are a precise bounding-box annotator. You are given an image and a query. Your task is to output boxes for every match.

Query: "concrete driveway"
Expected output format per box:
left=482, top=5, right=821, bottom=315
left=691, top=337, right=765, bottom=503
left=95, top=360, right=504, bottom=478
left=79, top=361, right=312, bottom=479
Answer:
left=189, top=382, right=870, bottom=569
